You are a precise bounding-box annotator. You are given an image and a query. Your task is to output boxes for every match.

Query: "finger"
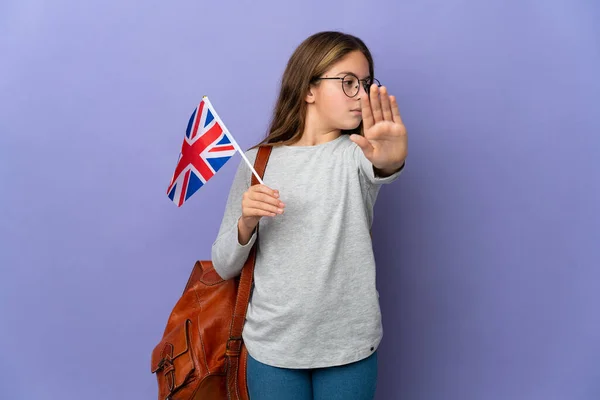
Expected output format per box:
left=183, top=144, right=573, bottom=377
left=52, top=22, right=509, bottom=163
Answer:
left=370, top=84, right=383, bottom=123
left=380, top=87, right=393, bottom=121
left=253, top=184, right=279, bottom=198
left=253, top=184, right=278, bottom=195
left=248, top=200, right=284, bottom=215
left=252, top=192, right=285, bottom=208
left=258, top=200, right=284, bottom=214
left=389, top=95, right=403, bottom=125
left=349, top=134, right=374, bottom=157
left=360, top=92, right=374, bottom=131
left=247, top=207, right=278, bottom=218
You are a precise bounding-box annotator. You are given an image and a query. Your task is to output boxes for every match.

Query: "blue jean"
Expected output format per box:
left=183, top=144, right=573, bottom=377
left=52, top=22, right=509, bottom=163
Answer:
left=246, top=350, right=378, bottom=400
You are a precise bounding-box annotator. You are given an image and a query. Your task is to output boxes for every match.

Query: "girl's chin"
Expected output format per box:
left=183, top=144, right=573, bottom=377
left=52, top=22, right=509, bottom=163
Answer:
left=345, top=120, right=363, bottom=130
left=335, top=118, right=362, bottom=131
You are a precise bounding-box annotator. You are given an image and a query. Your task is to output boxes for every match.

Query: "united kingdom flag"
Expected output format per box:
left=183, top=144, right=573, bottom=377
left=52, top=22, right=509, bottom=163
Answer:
left=167, top=98, right=237, bottom=207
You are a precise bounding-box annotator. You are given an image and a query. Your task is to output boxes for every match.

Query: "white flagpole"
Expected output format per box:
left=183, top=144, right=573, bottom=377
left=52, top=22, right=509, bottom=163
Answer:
left=202, top=96, right=265, bottom=185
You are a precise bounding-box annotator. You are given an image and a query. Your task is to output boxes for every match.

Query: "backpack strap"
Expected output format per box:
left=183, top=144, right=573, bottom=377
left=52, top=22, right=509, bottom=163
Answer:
left=228, top=145, right=272, bottom=348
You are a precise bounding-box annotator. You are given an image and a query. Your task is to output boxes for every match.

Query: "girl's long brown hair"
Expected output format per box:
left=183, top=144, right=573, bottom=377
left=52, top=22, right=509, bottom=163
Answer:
left=249, top=31, right=374, bottom=150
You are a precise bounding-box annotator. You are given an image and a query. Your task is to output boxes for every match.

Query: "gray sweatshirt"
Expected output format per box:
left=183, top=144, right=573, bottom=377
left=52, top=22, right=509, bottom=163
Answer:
left=211, top=134, right=403, bottom=369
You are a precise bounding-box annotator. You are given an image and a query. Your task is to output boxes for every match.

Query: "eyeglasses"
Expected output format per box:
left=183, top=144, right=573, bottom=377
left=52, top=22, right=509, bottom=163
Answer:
left=312, top=73, right=381, bottom=98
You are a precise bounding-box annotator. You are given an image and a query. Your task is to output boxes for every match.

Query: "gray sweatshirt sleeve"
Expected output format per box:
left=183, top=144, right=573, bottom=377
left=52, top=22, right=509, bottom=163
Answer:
left=211, top=150, right=259, bottom=280
left=349, top=141, right=405, bottom=185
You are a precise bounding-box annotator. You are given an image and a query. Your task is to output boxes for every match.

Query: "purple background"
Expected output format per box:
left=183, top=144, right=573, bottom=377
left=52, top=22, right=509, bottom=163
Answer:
left=1, top=0, right=599, bottom=399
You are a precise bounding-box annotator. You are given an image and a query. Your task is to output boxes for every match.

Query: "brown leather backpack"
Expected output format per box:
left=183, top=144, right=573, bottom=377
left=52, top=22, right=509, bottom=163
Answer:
left=151, top=145, right=272, bottom=400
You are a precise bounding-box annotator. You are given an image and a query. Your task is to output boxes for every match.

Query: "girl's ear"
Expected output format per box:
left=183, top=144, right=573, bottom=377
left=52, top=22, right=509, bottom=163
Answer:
left=305, top=85, right=316, bottom=104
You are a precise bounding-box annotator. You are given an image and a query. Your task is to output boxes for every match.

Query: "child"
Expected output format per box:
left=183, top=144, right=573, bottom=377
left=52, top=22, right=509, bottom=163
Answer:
left=212, top=31, right=407, bottom=400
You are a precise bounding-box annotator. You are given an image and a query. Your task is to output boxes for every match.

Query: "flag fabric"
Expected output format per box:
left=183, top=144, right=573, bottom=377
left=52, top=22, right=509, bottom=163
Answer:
left=167, top=98, right=237, bottom=207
